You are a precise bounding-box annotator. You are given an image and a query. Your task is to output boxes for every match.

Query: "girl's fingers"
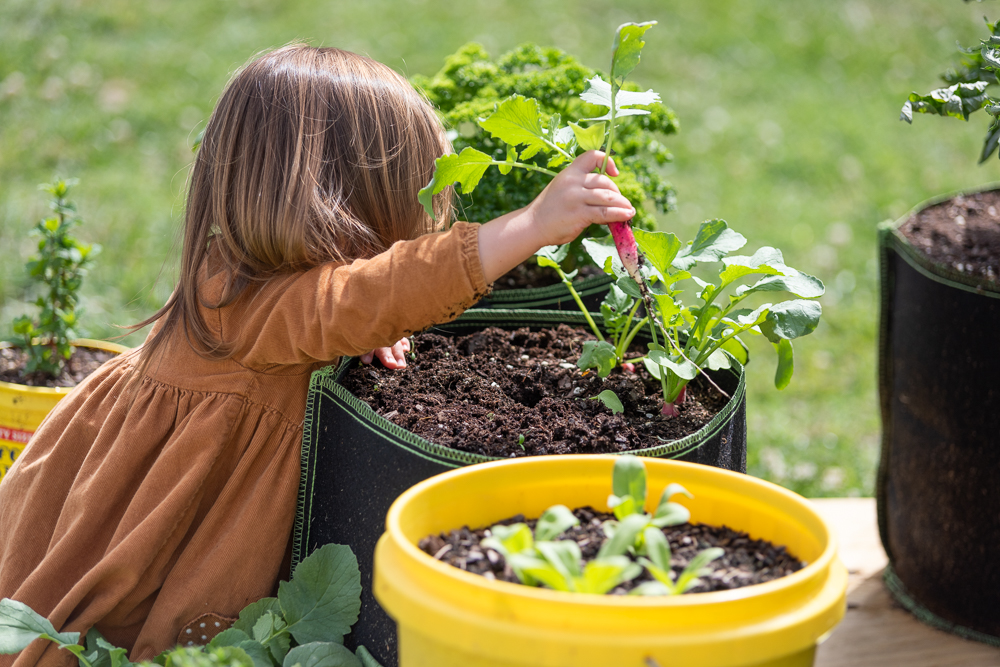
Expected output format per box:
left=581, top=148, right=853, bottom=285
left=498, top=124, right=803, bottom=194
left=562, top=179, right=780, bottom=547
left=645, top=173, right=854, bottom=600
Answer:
left=570, top=150, right=619, bottom=177
left=582, top=172, right=622, bottom=194
left=360, top=351, right=374, bottom=364
left=400, top=337, right=411, bottom=353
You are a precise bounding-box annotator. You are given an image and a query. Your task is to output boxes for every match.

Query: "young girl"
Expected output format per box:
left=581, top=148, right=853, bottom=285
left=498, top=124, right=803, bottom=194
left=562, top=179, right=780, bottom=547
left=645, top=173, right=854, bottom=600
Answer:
left=0, top=44, right=634, bottom=666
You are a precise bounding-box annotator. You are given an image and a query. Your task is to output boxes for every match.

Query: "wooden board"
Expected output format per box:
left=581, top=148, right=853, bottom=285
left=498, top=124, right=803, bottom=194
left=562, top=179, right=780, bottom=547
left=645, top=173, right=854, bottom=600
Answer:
left=811, top=499, right=1000, bottom=667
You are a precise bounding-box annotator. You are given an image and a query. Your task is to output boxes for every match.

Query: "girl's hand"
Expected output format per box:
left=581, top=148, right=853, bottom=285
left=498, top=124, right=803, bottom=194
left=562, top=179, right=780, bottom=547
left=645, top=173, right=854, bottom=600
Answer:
left=476, top=151, right=636, bottom=283
left=360, top=337, right=411, bottom=369
left=527, top=151, right=636, bottom=247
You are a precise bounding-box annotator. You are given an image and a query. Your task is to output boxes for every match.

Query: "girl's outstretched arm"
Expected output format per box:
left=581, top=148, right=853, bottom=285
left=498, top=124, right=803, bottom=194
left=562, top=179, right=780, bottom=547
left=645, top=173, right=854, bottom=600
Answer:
left=477, top=151, right=635, bottom=283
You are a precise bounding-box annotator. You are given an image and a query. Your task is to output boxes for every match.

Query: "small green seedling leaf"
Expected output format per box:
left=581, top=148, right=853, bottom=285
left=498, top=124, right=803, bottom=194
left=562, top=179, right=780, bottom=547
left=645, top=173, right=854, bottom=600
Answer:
left=577, top=340, right=618, bottom=378
left=652, top=482, right=692, bottom=528
left=590, top=390, right=624, bottom=415
left=598, top=513, right=649, bottom=558
left=611, top=455, right=646, bottom=505
left=642, top=527, right=672, bottom=571
left=282, top=642, right=362, bottom=667
left=482, top=523, right=534, bottom=558
left=578, top=557, right=642, bottom=594
left=355, top=646, right=381, bottom=667
left=279, top=544, right=362, bottom=646
left=673, top=547, right=725, bottom=594
left=535, top=505, right=581, bottom=542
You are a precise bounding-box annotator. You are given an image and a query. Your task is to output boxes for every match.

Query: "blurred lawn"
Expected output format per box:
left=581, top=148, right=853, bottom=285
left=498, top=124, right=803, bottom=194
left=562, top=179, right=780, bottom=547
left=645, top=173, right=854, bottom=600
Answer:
left=1, top=0, right=997, bottom=497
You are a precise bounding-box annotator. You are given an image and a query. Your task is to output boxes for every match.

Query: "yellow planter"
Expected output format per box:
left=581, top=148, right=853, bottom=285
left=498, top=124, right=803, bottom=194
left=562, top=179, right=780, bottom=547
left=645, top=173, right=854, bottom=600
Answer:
left=0, top=339, right=129, bottom=480
left=375, top=455, right=847, bottom=667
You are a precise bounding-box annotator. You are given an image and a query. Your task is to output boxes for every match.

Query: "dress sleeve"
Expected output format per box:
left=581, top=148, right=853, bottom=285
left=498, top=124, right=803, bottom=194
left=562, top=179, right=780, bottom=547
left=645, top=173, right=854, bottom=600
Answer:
left=233, top=221, right=490, bottom=368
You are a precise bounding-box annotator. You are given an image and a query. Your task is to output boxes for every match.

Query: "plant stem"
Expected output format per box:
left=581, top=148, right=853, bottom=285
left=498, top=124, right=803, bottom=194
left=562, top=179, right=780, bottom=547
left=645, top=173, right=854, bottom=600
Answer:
left=599, top=78, right=619, bottom=177
left=619, top=315, right=648, bottom=359
left=554, top=268, right=604, bottom=342
left=615, top=300, right=643, bottom=356
left=492, top=160, right=560, bottom=178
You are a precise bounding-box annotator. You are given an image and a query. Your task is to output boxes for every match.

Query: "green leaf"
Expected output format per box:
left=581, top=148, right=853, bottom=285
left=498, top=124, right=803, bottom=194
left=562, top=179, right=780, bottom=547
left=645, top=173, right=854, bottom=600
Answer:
left=576, top=340, right=618, bottom=378
left=0, top=598, right=79, bottom=654
left=279, top=544, right=362, bottom=646
left=354, top=646, right=382, bottom=667
left=773, top=339, right=794, bottom=390
left=591, top=390, right=624, bottom=415
left=498, top=145, right=517, bottom=175
left=612, top=21, right=658, bottom=81
left=981, top=116, right=1000, bottom=163
left=633, top=229, right=681, bottom=278
left=208, top=629, right=252, bottom=650
left=536, top=540, right=583, bottom=581
left=598, top=513, right=650, bottom=558
left=510, top=555, right=571, bottom=591
left=759, top=300, right=822, bottom=342
left=579, top=76, right=659, bottom=121
left=578, top=557, right=641, bottom=595
left=581, top=236, right=625, bottom=276
left=628, top=580, right=672, bottom=596
left=534, top=505, right=580, bottom=542
left=611, top=455, right=646, bottom=505
left=237, top=641, right=274, bottom=667
left=651, top=482, right=692, bottom=528
left=417, top=147, right=493, bottom=219
left=646, top=346, right=699, bottom=381
left=902, top=81, right=990, bottom=123
left=719, top=246, right=787, bottom=287
left=706, top=349, right=732, bottom=371
left=673, top=220, right=747, bottom=271
left=233, top=598, right=281, bottom=636
left=719, top=336, right=749, bottom=365
left=483, top=523, right=533, bottom=558
left=642, top=527, right=672, bottom=572
left=616, top=276, right=643, bottom=299
left=606, top=494, right=638, bottom=520
left=282, top=642, right=362, bottom=667
left=535, top=244, right=569, bottom=267
left=568, top=122, right=606, bottom=152
left=478, top=95, right=549, bottom=154
left=735, top=272, right=825, bottom=299
left=674, top=547, right=725, bottom=594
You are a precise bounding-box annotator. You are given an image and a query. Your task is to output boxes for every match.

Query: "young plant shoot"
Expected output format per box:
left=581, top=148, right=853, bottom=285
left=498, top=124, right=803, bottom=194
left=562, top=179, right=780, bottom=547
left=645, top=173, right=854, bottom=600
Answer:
left=481, top=455, right=722, bottom=596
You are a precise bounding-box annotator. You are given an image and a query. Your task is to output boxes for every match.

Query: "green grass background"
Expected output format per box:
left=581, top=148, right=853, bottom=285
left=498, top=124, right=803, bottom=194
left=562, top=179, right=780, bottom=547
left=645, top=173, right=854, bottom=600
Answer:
left=2, top=0, right=996, bottom=497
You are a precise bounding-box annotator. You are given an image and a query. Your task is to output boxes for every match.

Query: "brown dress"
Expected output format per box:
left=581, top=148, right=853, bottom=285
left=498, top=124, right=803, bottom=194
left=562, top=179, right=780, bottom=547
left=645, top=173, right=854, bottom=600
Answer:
left=0, top=222, right=488, bottom=666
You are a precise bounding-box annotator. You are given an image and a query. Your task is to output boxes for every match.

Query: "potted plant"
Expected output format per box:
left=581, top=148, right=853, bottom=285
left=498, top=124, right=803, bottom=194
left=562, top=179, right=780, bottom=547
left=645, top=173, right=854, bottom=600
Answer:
left=373, top=454, right=847, bottom=667
left=294, top=22, right=825, bottom=666
left=881, top=14, right=1000, bottom=644
left=411, top=39, right=678, bottom=310
left=0, top=180, right=127, bottom=481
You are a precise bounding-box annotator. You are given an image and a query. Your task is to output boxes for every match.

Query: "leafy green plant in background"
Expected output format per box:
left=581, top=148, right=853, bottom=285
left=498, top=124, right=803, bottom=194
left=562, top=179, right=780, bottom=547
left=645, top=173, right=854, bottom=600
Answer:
left=480, top=455, right=722, bottom=596
left=900, top=12, right=1000, bottom=162
left=411, top=37, right=678, bottom=271
left=0, top=544, right=381, bottom=667
left=10, top=179, right=99, bottom=380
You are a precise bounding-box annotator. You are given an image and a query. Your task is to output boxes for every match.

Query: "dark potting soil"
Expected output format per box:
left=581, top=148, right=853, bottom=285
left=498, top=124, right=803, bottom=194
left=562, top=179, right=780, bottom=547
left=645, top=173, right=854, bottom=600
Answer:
left=419, top=506, right=805, bottom=594
left=0, top=345, right=117, bottom=387
left=898, top=190, right=1000, bottom=283
left=496, top=262, right=604, bottom=290
left=342, top=324, right=729, bottom=458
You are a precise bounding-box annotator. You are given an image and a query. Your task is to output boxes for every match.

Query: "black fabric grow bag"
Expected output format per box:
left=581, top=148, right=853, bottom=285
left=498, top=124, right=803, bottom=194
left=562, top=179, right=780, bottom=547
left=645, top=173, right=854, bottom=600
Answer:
left=474, top=273, right=613, bottom=311
left=293, top=309, right=747, bottom=666
left=877, top=199, right=1000, bottom=645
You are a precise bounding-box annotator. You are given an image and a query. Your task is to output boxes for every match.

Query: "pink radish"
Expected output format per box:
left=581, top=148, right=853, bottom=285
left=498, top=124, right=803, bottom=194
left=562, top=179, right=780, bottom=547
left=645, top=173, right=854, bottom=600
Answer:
left=609, top=220, right=642, bottom=282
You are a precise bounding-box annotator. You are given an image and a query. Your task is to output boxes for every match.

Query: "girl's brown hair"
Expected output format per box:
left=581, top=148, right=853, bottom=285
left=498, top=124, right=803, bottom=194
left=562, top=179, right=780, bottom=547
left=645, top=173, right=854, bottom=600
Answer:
left=131, top=44, right=452, bottom=373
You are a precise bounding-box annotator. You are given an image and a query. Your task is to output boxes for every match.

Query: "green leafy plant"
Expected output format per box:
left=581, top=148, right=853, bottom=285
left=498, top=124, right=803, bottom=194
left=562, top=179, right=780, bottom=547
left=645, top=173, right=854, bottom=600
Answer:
left=411, top=41, right=677, bottom=245
left=10, top=179, right=99, bottom=380
left=900, top=14, right=1000, bottom=162
left=0, top=544, right=380, bottom=667
left=579, top=220, right=824, bottom=416
left=480, top=455, right=723, bottom=596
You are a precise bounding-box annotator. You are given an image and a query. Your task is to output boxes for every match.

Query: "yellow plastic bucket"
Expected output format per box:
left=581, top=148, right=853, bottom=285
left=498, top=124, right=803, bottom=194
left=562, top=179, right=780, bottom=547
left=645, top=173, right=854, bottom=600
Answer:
left=375, top=455, right=847, bottom=667
left=0, top=339, right=128, bottom=481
